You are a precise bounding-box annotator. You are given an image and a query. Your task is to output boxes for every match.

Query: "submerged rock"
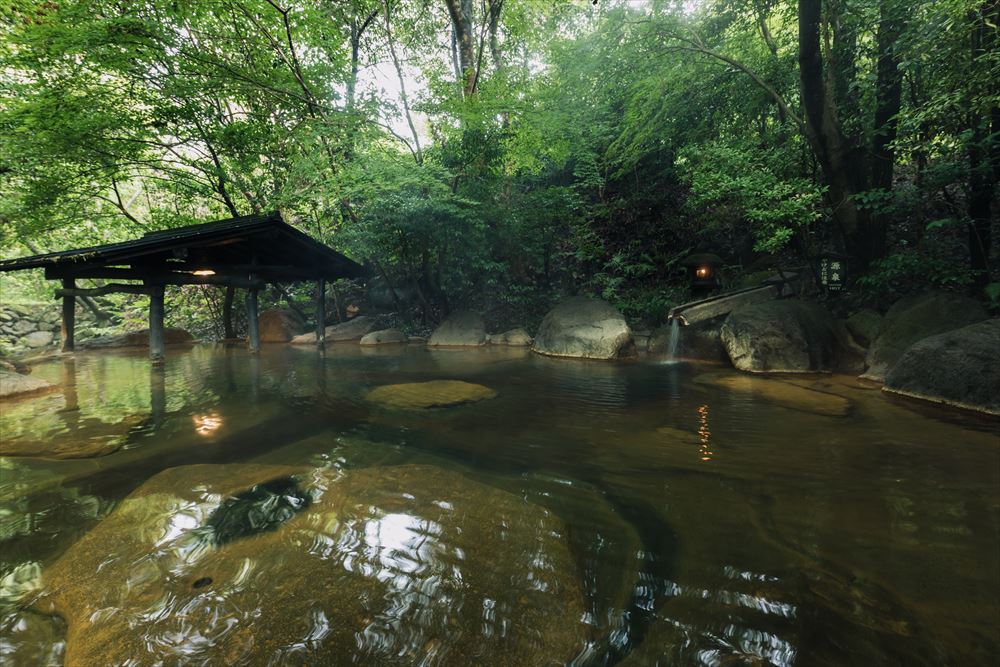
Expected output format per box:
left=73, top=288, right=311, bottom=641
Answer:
left=1, top=414, right=145, bottom=459
left=257, top=308, right=302, bottom=343
left=883, top=319, right=1000, bottom=415
left=863, top=291, right=988, bottom=382
left=290, top=316, right=376, bottom=344
left=488, top=328, right=533, bottom=347
left=85, top=328, right=195, bottom=348
left=720, top=300, right=853, bottom=373
left=696, top=373, right=851, bottom=417
left=365, top=380, right=497, bottom=409
left=0, top=369, right=53, bottom=399
left=37, top=463, right=587, bottom=665
left=427, top=310, right=487, bottom=347
left=360, top=328, right=407, bottom=345
left=532, top=297, right=634, bottom=360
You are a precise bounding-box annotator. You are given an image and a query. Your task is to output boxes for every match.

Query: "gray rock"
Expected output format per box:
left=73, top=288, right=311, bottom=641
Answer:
left=883, top=319, right=1000, bottom=415
left=845, top=309, right=882, bottom=348
left=488, top=328, right=533, bottom=346
left=0, top=369, right=53, bottom=399
left=12, top=320, right=37, bottom=335
left=0, top=311, right=12, bottom=322
left=23, top=331, right=54, bottom=348
left=863, top=291, right=988, bottom=382
left=360, top=328, right=407, bottom=346
left=290, top=316, right=375, bottom=344
left=532, top=297, right=634, bottom=360
left=428, top=310, right=487, bottom=347
left=720, top=300, right=855, bottom=373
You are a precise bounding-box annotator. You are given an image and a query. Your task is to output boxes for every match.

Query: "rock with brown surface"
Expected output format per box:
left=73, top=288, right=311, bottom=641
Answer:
left=257, top=308, right=303, bottom=343
left=0, top=369, right=53, bottom=399
left=37, top=463, right=587, bottom=666
left=695, top=372, right=852, bottom=417
left=1, top=414, right=144, bottom=459
left=488, top=328, right=533, bottom=346
left=365, top=380, right=497, bottom=409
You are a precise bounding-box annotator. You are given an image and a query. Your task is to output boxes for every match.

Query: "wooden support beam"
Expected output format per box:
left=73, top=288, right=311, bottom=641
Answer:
left=223, top=285, right=236, bottom=339
left=46, top=264, right=323, bottom=284
left=61, top=278, right=75, bottom=352
left=246, top=288, right=260, bottom=354
left=315, top=279, right=326, bottom=348
left=149, top=285, right=166, bottom=363
left=56, top=284, right=157, bottom=298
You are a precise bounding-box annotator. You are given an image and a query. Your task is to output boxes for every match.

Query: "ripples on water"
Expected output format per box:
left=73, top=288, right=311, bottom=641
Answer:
left=0, top=345, right=997, bottom=665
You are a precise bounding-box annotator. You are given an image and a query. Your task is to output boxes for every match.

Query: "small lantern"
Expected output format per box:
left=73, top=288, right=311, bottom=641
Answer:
left=681, top=253, right=724, bottom=294
left=817, top=252, right=850, bottom=292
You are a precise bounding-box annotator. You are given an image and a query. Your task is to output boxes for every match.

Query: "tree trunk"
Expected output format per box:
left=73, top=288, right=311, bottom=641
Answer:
left=967, top=3, right=999, bottom=288
left=799, top=0, right=875, bottom=267
left=444, top=0, right=476, bottom=96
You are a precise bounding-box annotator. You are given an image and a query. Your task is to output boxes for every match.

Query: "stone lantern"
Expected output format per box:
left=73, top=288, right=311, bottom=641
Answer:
left=681, top=253, right=723, bottom=295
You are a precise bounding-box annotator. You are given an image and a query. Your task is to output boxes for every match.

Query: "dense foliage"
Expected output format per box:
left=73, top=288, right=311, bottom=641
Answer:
left=1, top=0, right=997, bottom=329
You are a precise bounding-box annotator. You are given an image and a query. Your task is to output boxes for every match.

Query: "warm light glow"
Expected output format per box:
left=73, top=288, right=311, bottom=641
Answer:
left=193, top=413, right=223, bottom=435
left=695, top=266, right=711, bottom=279
left=698, top=404, right=713, bottom=462
left=192, top=269, right=216, bottom=276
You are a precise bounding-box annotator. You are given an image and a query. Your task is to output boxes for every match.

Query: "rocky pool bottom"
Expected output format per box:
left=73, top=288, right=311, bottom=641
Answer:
left=0, top=345, right=997, bottom=665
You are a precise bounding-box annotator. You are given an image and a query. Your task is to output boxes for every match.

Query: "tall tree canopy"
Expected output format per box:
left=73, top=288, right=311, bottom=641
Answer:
left=1, top=0, right=997, bottom=323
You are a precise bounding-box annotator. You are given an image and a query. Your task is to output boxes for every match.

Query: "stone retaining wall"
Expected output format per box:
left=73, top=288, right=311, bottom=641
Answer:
left=0, top=302, right=98, bottom=354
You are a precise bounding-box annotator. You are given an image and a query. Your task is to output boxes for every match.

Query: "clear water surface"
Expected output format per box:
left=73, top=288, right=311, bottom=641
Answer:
left=0, top=345, right=997, bottom=665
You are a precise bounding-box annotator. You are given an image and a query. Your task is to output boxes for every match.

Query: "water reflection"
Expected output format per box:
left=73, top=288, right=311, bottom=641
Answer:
left=0, top=346, right=996, bottom=665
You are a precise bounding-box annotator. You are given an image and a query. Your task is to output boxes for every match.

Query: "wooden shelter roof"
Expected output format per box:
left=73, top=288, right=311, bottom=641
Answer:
left=0, top=211, right=366, bottom=283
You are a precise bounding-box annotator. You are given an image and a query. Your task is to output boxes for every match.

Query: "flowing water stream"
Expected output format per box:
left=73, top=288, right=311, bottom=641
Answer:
left=0, top=345, right=997, bottom=665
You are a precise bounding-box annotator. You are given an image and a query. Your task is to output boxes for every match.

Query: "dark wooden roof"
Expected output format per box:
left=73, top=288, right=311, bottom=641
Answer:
left=0, top=212, right=366, bottom=282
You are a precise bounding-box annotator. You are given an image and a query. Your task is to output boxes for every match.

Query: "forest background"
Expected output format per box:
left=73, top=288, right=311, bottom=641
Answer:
left=1, top=0, right=997, bottom=338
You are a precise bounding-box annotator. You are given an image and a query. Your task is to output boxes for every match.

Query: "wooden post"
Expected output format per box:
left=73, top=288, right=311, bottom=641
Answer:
left=60, top=278, right=75, bottom=352
left=246, top=288, right=260, bottom=354
left=315, top=279, right=326, bottom=348
left=223, top=285, right=235, bottom=339
left=149, top=285, right=166, bottom=363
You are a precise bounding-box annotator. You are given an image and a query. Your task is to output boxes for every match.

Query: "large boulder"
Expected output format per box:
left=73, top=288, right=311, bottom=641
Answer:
left=85, top=328, right=195, bottom=348
left=532, top=297, right=634, bottom=360
left=845, top=309, right=882, bottom=348
left=720, top=300, right=853, bottom=373
left=36, top=463, right=586, bottom=665
left=359, top=328, right=407, bottom=346
left=883, top=319, right=1000, bottom=415
left=427, top=310, right=487, bottom=347
left=0, top=369, right=53, bottom=400
left=289, top=316, right=375, bottom=344
left=257, top=308, right=302, bottom=343
left=863, top=291, right=988, bottom=382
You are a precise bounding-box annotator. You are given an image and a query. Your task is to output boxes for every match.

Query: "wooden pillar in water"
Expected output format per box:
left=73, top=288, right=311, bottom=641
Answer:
left=246, top=287, right=260, bottom=354
left=60, top=278, right=75, bottom=352
left=315, top=279, right=326, bottom=348
left=222, top=285, right=236, bottom=339
left=149, top=285, right=166, bottom=363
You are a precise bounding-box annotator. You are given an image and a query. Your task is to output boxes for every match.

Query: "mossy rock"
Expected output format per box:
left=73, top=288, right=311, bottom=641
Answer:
left=37, top=463, right=587, bottom=665
left=365, top=380, right=498, bottom=409
left=695, top=372, right=851, bottom=417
